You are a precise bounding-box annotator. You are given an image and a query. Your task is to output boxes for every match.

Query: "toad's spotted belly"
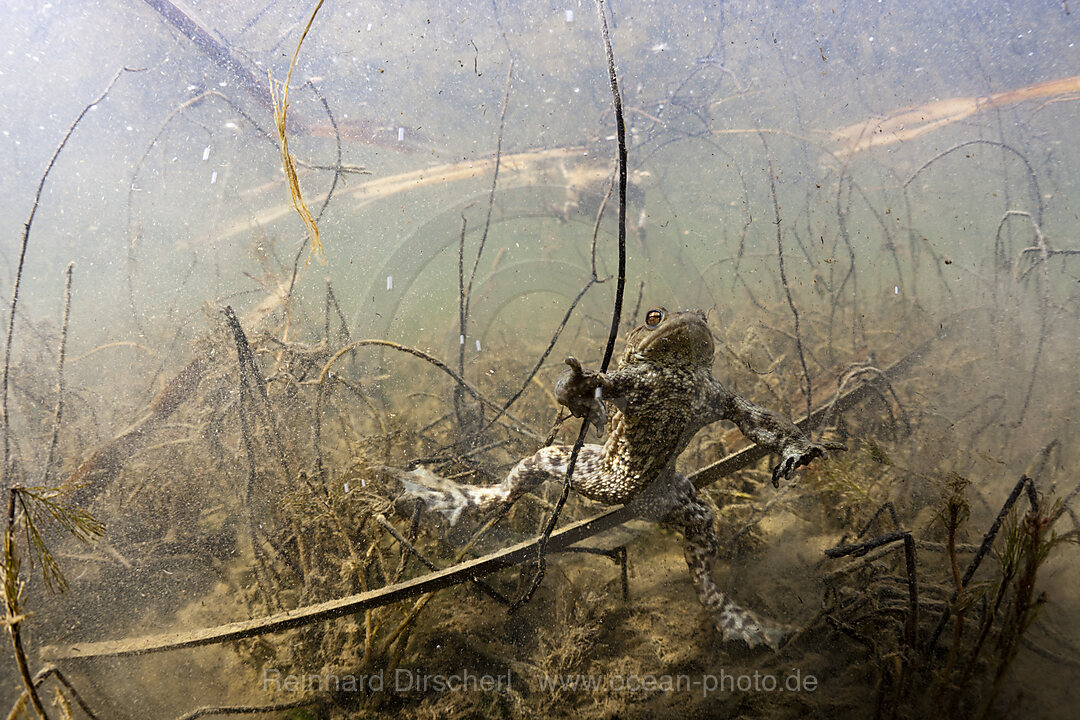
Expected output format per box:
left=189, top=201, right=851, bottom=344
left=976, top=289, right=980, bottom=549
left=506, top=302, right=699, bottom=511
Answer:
left=514, top=443, right=644, bottom=506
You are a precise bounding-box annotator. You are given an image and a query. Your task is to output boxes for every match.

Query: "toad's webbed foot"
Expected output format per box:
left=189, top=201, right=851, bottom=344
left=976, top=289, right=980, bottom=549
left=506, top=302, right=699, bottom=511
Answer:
left=555, top=356, right=610, bottom=434
left=771, top=439, right=848, bottom=488
left=387, top=445, right=608, bottom=527
left=384, top=466, right=511, bottom=525
left=712, top=594, right=790, bottom=650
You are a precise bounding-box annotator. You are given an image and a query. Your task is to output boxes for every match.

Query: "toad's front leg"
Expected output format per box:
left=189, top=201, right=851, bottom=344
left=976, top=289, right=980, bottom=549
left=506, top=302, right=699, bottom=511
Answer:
left=555, top=356, right=613, bottom=433
left=703, top=378, right=845, bottom=487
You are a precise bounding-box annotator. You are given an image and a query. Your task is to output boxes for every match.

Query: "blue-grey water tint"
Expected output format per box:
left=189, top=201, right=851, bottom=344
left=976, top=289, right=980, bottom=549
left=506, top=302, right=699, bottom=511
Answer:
left=1, top=1, right=1078, bottom=717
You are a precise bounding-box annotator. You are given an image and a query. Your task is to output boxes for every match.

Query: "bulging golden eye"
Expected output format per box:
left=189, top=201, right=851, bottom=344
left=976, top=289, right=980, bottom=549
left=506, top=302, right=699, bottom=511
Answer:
left=644, top=308, right=665, bottom=328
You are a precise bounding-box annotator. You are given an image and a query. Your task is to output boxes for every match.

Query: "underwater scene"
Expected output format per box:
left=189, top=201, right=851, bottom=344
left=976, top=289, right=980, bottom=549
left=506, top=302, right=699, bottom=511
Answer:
left=1, top=0, right=1079, bottom=718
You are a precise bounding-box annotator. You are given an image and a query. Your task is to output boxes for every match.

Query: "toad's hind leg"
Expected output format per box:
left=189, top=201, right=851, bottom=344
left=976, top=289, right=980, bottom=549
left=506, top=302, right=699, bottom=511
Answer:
left=394, top=444, right=605, bottom=524
left=641, top=475, right=788, bottom=650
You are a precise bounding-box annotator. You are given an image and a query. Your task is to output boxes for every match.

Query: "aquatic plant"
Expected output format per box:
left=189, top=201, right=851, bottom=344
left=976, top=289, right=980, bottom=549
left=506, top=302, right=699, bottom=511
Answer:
left=269, top=0, right=326, bottom=263
left=3, top=484, right=104, bottom=719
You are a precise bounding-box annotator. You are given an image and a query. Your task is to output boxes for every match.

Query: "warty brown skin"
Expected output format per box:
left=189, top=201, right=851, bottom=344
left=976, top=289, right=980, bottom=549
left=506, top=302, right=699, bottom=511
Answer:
left=399, top=307, right=838, bottom=647
left=549, top=307, right=829, bottom=505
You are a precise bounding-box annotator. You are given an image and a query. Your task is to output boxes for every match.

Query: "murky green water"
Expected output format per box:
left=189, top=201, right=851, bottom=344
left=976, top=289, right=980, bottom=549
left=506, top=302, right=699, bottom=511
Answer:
left=1, top=1, right=1078, bottom=718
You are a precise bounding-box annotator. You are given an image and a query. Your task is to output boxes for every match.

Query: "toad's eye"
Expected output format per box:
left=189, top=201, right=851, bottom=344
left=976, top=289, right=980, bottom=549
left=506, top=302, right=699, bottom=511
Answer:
left=644, top=308, right=665, bottom=328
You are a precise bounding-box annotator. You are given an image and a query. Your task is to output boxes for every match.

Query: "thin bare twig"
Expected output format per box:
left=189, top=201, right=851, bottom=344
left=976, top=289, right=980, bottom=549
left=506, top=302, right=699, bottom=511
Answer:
left=42, top=264, right=74, bottom=485
left=1003, top=210, right=1051, bottom=426
left=174, top=700, right=315, bottom=720
left=720, top=63, right=814, bottom=418
left=4, top=665, right=99, bottom=720
left=902, top=140, right=1043, bottom=228
left=512, top=0, right=628, bottom=611
left=765, top=161, right=813, bottom=420
left=478, top=155, right=617, bottom=436
left=315, top=339, right=538, bottom=440
left=222, top=306, right=280, bottom=611
left=480, top=278, right=597, bottom=436
left=374, top=514, right=508, bottom=605
left=3, top=67, right=136, bottom=485
left=463, top=61, right=514, bottom=334
left=454, top=212, right=472, bottom=438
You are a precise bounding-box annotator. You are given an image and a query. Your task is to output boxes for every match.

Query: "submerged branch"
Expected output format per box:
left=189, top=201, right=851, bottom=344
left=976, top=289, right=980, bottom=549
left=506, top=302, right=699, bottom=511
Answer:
left=39, top=318, right=928, bottom=662
left=314, top=339, right=539, bottom=440
left=513, top=0, right=629, bottom=611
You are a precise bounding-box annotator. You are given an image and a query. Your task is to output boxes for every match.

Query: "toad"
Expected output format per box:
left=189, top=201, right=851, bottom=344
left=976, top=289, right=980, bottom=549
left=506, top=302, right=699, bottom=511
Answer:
left=400, top=307, right=841, bottom=648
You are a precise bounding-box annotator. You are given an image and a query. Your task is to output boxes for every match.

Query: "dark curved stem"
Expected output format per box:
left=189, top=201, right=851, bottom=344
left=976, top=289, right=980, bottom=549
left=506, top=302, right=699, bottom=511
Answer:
left=513, top=0, right=629, bottom=611
left=5, top=490, right=48, bottom=719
